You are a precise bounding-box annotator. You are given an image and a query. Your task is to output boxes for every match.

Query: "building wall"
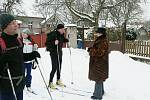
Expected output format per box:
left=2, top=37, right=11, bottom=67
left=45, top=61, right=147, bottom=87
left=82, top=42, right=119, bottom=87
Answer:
left=30, top=34, right=47, bottom=48
left=66, top=26, right=77, bottom=48
left=18, top=16, right=46, bottom=34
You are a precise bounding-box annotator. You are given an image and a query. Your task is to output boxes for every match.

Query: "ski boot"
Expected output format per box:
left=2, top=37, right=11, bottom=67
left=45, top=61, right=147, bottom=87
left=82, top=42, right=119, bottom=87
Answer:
left=49, top=82, right=57, bottom=89
left=56, top=79, right=66, bottom=87
left=91, top=96, right=102, bottom=100
left=27, top=87, right=36, bottom=94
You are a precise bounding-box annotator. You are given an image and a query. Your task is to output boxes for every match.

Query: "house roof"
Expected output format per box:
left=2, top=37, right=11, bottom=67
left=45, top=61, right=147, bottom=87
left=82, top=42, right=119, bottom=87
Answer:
left=41, top=14, right=64, bottom=25
left=17, top=15, right=45, bottom=20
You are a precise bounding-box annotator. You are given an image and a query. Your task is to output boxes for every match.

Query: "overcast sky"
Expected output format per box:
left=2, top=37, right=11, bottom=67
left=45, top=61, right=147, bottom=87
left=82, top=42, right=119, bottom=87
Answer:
left=140, top=0, right=150, bottom=20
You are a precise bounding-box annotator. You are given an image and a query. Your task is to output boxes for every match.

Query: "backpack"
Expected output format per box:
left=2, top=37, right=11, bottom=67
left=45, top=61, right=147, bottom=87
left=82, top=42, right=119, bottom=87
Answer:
left=0, top=36, right=6, bottom=49
left=0, top=34, right=23, bottom=53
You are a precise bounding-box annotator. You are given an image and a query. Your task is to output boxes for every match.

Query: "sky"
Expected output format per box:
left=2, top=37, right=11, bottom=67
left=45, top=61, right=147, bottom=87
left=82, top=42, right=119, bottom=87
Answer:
left=22, top=0, right=150, bottom=21
left=21, top=0, right=38, bottom=17
left=140, top=0, right=150, bottom=20
left=23, top=48, right=150, bottom=100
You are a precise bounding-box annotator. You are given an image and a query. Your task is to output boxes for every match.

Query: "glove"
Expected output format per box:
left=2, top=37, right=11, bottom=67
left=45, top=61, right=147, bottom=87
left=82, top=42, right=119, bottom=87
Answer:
left=32, top=60, right=37, bottom=69
left=87, top=47, right=92, bottom=52
left=32, top=51, right=41, bottom=58
left=64, top=38, right=69, bottom=42
left=33, top=44, right=38, bottom=51
left=55, top=40, right=59, bottom=45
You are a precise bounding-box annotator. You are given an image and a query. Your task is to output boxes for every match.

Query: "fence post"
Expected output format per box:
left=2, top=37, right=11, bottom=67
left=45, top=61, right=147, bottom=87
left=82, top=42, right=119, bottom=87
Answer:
left=121, top=20, right=126, bottom=53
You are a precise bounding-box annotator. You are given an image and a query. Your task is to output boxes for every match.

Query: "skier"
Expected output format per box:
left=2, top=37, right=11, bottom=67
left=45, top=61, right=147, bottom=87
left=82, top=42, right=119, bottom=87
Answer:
left=88, top=27, right=109, bottom=100
left=21, top=28, right=39, bottom=93
left=45, top=24, right=69, bottom=89
left=0, top=13, right=25, bottom=100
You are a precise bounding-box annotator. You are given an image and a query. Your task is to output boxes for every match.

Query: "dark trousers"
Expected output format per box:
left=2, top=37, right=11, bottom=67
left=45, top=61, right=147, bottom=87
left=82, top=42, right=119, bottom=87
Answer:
left=24, top=62, right=32, bottom=87
left=93, top=81, right=104, bottom=99
left=49, top=51, right=62, bottom=82
left=0, top=90, right=23, bottom=100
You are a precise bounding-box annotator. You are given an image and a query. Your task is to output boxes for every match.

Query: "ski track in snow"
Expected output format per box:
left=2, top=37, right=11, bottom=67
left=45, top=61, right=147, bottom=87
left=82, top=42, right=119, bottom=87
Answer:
left=24, top=48, right=150, bottom=100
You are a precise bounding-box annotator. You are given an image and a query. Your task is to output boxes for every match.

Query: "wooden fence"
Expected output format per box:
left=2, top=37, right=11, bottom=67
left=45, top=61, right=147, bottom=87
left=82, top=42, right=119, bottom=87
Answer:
left=125, top=40, right=150, bottom=57
left=125, top=40, right=150, bottom=63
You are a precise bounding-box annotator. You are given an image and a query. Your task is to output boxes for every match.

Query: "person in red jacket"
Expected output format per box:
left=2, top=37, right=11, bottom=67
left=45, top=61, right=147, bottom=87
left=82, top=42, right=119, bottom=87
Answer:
left=0, top=13, right=25, bottom=100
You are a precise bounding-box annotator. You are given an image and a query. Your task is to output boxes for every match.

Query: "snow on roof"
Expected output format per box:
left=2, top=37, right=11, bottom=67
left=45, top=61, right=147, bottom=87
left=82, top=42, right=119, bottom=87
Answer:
left=34, top=32, right=40, bottom=35
left=40, top=20, right=46, bottom=25
left=16, top=20, right=22, bottom=24
left=105, top=21, right=116, bottom=28
left=99, top=20, right=116, bottom=28
left=65, top=24, right=77, bottom=27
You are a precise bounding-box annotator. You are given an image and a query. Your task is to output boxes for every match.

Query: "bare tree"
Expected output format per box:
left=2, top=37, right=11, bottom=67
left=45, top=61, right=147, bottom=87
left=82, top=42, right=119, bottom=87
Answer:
left=64, top=0, right=130, bottom=27
left=35, top=0, right=148, bottom=28
left=0, top=0, right=23, bottom=14
left=109, top=0, right=143, bottom=28
left=35, top=0, right=129, bottom=27
left=34, top=0, right=67, bottom=27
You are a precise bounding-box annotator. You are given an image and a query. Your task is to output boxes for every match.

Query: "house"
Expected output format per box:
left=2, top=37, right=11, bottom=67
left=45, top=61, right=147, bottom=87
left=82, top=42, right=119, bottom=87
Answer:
left=41, top=14, right=64, bottom=33
left=136, top=27, right=149, bottom=40
left=15, top=16, right=47, bottom=48
left=17, top=16, right=46, bottom=34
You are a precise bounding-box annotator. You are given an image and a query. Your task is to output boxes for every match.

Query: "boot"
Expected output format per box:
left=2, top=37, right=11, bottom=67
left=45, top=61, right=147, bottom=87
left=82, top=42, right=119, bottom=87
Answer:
left=91, top=96, right=102, bottom=100
left=27, top=87, right=35, bottom=93
left=48, top=82, right=57, bottom=89
left=56, top=79, right=66, bottom=87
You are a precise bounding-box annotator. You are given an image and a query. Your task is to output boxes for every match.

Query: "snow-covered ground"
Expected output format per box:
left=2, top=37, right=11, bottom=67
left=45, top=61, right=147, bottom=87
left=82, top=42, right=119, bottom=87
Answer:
left=24, top=48, right=150, bottom=100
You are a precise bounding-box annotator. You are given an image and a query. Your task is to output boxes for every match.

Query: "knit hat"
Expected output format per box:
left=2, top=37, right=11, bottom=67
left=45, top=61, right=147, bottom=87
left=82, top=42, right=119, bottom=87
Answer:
left=95, top=27, right=106, bottom=35
left=0, top=13, right=15, bottom=30
left=57, top=24, right=64, bottom=29
left=22, top=28, right=31, bottom=34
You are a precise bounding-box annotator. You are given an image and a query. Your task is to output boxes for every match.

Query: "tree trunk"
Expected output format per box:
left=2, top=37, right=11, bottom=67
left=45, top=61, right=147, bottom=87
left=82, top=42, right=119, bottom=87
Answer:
left=121, top=20, right=127, bottom=53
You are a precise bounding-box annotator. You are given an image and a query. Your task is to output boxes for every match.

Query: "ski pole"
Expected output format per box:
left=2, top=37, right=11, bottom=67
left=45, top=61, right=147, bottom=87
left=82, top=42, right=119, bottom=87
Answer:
left=6, top=64, right=17, bottom=100
left=35, top=59, right=53, bottom=100
left=56, top=45, right=64, bottom=97
left=56, top=45, right=61, bottom=76
left=67, top=43, right=74, bottom=84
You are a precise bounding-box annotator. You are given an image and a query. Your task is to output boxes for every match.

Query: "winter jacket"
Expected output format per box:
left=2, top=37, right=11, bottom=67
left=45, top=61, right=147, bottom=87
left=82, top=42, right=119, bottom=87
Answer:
left=45, top=30, right=69, bottom=54
left=88, top=35, right=109, bottom=82
left=23, top=36, right=38, bottom=62
left=0, top=32, right=25, bottom=92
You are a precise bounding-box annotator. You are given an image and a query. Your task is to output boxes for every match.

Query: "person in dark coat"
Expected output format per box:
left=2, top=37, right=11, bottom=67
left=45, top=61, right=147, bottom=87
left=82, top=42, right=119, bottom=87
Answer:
left=88, top=27, right=109, bottom=100
left=0, top=13, right=25, bottom=100
left=45, top=24, right=69, bottom=89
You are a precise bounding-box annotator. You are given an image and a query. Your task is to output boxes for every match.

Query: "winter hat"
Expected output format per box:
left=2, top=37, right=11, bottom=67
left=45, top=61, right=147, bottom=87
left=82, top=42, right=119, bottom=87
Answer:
left=57, top=24, right=64, bottom=29
left=95, top=27, right=106, bottom=35
left=0, top=13, right=15, bottom=30
left=22, top=28, right=31, bottom=34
